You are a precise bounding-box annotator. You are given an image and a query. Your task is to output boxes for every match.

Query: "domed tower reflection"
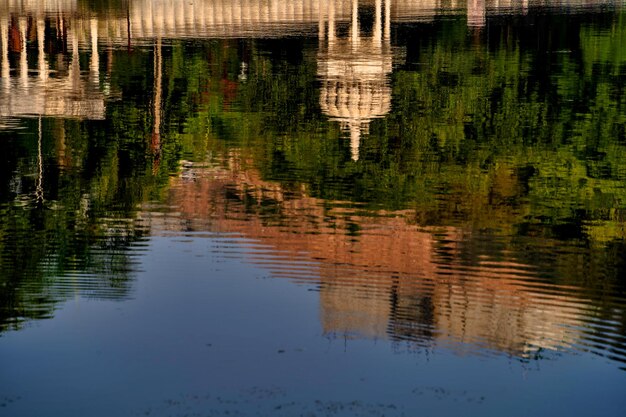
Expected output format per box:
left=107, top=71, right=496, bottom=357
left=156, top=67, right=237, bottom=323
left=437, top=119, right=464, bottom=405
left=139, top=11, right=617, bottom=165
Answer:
left=317, top=0, right=392, bottom=161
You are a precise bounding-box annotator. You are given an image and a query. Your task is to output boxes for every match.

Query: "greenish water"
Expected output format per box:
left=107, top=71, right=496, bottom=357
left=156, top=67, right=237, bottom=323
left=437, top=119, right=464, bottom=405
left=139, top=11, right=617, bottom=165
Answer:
left=1, top=1, right=626, bottom=416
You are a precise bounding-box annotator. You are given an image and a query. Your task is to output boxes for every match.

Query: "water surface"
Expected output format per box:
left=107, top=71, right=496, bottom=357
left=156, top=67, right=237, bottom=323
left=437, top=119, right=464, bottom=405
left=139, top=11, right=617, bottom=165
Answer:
left=1, top=1, right=626, bottom=416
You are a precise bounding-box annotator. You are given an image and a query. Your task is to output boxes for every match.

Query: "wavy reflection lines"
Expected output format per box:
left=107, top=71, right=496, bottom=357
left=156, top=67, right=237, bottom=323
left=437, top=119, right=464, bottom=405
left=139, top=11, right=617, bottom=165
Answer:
left=0, top=215, right=149, bottom=332
left=139, top=162, right=626, bottom=368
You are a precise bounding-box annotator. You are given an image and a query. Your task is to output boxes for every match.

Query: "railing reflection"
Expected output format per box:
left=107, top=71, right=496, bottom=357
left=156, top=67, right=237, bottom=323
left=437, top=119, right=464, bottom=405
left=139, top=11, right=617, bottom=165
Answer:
left=2, top=0, right=618, bottom=43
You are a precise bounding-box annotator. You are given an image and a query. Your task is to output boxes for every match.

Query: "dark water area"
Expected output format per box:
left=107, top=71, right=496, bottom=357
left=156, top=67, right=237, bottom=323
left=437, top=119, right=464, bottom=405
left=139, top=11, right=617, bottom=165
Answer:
left=1, top=0, right=626, bottom=416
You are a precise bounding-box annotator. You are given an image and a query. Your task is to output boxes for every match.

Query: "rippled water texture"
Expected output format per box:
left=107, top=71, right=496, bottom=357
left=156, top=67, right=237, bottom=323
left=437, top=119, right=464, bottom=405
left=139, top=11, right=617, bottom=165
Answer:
left=1, top=0, right=626, bottom=416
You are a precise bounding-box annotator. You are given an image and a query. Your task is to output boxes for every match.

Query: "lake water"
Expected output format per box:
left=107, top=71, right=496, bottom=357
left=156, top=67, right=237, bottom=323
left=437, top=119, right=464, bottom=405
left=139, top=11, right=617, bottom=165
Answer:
left=0, top=1, right=625, bottom=416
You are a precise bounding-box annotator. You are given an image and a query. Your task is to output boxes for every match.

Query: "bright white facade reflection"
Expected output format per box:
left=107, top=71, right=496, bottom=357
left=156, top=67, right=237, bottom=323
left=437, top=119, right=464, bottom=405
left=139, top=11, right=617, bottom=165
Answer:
left=318, top=0, right=392, bottom=160
left=0, top=10, right=105, bottom=119
left=0, top=0, right=618, bottom=123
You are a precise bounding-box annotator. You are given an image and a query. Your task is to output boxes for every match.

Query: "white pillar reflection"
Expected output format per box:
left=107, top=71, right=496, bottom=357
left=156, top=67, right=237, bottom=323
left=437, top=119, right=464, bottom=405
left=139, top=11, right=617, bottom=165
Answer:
left=90, top=18, right=99, bottom=84
left=350, top=0, right=359, bottom=50
left=37, top=18, right=47, bottom=82
left=374, top=0, right=382, bottom=48
left=1, top=19, right=9, bottom=89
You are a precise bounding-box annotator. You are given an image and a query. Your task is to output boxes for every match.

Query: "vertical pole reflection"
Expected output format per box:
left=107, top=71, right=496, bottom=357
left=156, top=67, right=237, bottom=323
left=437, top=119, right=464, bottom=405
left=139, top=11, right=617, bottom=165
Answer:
left=36, top=116, right=44, bottom=203
left=349, top=0, right=361, bottom=161
left=152, top=37, right=162, bottom=172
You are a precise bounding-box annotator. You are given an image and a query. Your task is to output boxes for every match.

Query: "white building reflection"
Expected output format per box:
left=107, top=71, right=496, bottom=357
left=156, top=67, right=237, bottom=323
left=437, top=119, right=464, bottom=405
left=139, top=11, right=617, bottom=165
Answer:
left=0, top=0, right=617, bottom=123
left=318, top=0, right=392, bottom=160
left=0, top=11, right=105, bottom=120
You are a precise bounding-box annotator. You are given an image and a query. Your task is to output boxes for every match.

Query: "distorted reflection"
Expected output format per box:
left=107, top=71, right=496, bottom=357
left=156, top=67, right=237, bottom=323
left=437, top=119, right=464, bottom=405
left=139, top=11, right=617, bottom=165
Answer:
left=156, top=154, right=625, bottom=363
left=0, top=0, right=625, bottom=373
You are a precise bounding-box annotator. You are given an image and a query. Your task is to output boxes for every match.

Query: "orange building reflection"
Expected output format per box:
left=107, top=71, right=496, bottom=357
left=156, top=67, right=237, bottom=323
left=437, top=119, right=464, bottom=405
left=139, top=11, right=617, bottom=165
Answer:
left=137, top=156, right=601, bottom=360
